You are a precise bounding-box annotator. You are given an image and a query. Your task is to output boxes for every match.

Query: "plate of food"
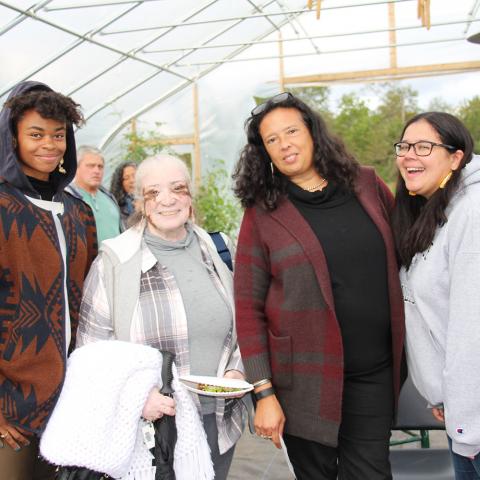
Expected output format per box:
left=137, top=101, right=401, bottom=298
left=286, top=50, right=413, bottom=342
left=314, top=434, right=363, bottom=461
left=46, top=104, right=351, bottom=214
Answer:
left=179, top=375, right=253, bottom=397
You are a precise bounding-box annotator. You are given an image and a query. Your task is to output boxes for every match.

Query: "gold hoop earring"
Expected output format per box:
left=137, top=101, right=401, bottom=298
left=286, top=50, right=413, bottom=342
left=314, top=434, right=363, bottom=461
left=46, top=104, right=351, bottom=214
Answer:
left=58, top=158, right=66, bottom=174
left=439, top=171, right=453, bottom=189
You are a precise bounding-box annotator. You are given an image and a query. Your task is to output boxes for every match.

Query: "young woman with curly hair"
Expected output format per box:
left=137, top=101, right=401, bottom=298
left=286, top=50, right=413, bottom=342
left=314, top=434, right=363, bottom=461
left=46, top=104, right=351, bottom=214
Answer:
left=0, top=81, right=97, bottom=480
left=233, top=92, right=405, bottom=480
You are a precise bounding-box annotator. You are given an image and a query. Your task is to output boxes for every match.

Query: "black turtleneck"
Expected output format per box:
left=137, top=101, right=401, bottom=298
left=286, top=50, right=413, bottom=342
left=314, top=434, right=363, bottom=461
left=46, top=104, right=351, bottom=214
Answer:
left=27, top=176, right=55, bottom=201
left=288, top=181, right=393, bottom=415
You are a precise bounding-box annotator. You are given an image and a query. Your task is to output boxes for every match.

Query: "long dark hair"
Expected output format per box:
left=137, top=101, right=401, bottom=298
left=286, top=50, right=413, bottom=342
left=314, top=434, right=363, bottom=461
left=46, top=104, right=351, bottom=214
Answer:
left=232, top=93, right=359, bottom=210
left=110, top=161, right=136, bottom=206
left=392, top=112, right=474, bottom=268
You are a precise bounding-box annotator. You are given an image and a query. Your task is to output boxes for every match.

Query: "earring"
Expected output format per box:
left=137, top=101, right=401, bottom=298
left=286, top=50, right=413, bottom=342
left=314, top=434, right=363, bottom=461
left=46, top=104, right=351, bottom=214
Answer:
left=270, top=162, right=274, bottom=178
left=439, top=171, right=453, bottom=189
left=408, top=191, right=417, bottom=196
left=58, top=158, right=66, bottom=174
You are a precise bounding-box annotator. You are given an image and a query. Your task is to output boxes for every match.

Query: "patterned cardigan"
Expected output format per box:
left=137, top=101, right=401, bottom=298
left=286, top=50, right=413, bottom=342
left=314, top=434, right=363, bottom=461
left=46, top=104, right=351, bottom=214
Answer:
left=0, top=184, right=97, bottom=434
left=234, top=166, right=405, bottom=447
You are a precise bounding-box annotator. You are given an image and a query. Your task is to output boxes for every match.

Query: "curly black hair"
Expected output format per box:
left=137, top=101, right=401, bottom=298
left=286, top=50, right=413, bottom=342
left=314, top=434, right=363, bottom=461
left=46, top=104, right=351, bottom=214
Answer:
left=232, top=93, right=359, bottom=210
left=6, top=89, right=84, bottom=136
left=110, top=161, right=137, bottom=206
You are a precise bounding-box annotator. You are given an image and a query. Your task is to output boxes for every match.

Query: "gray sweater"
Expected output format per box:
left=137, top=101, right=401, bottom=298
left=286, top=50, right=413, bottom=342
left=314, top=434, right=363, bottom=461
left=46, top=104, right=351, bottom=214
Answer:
left=400, top=155, right=480, bottom=458
left=144, top=228, right=232, bottom=414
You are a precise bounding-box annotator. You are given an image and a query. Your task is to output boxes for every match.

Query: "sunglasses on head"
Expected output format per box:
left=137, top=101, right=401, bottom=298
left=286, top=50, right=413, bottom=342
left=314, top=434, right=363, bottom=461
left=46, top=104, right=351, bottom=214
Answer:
left=251, top=92, right=293, bottom=116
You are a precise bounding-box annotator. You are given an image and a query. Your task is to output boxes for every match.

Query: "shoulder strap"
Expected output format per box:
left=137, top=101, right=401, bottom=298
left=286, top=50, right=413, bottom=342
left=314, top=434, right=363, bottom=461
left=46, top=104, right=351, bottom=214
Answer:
left=208, top=231, right=233, bottom=271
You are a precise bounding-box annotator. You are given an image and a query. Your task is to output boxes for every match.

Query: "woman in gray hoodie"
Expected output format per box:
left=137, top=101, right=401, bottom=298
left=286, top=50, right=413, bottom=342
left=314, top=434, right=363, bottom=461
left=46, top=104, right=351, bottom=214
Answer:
left=392, top=112, right=479, bottom=480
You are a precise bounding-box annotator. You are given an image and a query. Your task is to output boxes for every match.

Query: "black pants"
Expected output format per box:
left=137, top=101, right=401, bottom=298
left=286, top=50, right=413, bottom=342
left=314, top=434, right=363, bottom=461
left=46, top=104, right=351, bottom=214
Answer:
left=283, top=412, right=393, bottom=480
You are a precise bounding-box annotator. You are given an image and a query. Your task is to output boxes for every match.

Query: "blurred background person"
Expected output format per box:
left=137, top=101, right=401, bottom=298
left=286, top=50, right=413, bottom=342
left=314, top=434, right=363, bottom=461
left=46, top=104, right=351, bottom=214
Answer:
left=392, top=112, right=480, bottom=480
left=233, top=92, right=405, bottom=480
left=76, top=154, right=247, bottom=480
left=0, top=80, right=97, bottom=480
left=110, top=161, right=137, bottom=229
left=67, top=145, right=121, bottom=243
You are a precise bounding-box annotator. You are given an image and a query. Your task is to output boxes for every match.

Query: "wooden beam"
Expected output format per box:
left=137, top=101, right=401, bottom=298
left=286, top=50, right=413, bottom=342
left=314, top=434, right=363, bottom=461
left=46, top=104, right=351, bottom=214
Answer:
left=193, top=82, right=201, bottom=189
left=388, top=2, right=397, bottom=69
left=283, top=61, right=480, bottom=84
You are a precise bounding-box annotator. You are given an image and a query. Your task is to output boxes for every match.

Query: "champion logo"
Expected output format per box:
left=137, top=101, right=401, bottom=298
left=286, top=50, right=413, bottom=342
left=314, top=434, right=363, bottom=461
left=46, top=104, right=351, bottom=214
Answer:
left=457, top=428, right=464, bottom=434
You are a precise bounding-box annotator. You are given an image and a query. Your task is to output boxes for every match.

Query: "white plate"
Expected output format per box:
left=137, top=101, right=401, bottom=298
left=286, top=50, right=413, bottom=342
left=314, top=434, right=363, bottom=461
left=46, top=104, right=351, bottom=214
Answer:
left=179, top=375, right=253, bottom=397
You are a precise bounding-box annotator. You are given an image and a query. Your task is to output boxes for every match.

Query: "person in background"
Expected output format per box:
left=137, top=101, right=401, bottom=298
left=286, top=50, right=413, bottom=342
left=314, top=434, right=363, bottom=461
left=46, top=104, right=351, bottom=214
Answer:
left=0, top=81, right=97, bottom=480
left=110, top=161, right=137, bottom=229
left=76, top=154, right=247, bottom=480
left=392, top=112, right=480, bottom=480
left=66, top=145, right=121, bottom=243
left=233, top=92, right=405, bottom=480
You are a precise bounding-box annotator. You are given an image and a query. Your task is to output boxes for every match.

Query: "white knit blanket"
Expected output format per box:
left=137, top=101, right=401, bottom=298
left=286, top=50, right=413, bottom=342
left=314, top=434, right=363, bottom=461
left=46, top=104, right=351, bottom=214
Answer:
left=40, top=341, right=214, bottom=480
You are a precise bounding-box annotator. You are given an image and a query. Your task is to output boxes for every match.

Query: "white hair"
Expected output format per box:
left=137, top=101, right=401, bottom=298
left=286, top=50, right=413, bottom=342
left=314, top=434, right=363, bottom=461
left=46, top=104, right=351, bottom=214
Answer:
left=77, top=145, right=104, bottom=164
left=134, top=154, right=192, bottom=200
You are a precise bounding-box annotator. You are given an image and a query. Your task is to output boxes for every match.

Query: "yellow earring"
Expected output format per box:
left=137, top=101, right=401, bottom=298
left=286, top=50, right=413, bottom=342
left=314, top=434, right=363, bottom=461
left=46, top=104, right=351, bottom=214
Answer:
left=439, top=171, right=453, bottom=189
left=408, top=191, right=417, bottom=196
left=58, top=158, right=66, bottom=174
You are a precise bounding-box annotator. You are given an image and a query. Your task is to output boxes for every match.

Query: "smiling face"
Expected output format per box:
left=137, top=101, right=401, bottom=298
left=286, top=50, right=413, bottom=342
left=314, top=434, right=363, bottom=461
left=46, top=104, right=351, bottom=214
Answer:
left=396, top=119, right=463, bottom=199
left=259, top=107, right=316, bottom=185
left=142, top=161, right=192, bottom=242
left=16, top=109, right=67, bottom=181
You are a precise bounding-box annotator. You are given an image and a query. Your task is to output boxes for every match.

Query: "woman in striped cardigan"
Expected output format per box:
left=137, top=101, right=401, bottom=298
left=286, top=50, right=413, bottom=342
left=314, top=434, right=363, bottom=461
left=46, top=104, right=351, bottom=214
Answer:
left=233, top=92, right=405, bottom=480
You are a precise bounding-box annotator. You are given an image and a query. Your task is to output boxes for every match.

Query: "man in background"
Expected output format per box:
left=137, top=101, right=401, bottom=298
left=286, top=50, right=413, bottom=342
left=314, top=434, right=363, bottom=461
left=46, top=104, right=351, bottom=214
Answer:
left=67, top=145, right=121, bottom=243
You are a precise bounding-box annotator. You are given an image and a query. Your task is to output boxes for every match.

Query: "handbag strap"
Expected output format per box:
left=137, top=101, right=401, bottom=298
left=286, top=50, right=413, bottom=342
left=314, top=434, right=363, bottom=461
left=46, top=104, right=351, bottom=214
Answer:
left=208, top=231, right=233, bottom=271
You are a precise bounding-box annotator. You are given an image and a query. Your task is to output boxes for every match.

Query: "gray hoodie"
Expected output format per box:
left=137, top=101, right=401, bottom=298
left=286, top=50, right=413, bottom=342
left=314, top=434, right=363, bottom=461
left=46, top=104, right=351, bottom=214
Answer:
left=400, top=154, right=480, bottom=458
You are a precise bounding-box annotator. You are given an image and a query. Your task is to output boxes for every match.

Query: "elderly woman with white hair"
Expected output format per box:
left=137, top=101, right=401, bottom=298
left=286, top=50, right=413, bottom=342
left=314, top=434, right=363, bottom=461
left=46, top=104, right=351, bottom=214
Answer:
left=50, top=154, right=247, bottom=479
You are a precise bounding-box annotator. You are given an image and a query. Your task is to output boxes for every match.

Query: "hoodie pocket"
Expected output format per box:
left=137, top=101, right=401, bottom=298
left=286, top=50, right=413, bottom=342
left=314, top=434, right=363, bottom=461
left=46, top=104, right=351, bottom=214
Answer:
left=268, top=329, right=292, bottom=389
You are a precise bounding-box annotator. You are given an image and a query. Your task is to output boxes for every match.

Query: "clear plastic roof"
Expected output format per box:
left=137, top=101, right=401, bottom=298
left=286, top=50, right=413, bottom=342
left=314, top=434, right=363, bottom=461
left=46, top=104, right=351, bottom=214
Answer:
left=1, top=0, right=479, bottom=178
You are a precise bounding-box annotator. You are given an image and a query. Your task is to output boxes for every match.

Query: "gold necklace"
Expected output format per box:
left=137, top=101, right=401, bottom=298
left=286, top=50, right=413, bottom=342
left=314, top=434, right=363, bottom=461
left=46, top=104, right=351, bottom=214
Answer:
left=304, top=177, right=327, bottom=192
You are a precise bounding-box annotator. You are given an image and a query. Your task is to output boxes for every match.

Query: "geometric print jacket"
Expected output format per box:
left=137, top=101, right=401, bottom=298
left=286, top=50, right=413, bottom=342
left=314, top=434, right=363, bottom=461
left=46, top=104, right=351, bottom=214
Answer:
left=0, top=183, right=97, bottom=434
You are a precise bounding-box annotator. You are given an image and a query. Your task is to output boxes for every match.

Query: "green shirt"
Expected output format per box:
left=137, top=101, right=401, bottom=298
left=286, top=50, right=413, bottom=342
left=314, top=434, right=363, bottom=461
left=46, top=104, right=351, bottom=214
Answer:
left=77, top=187, right=121, bottom=244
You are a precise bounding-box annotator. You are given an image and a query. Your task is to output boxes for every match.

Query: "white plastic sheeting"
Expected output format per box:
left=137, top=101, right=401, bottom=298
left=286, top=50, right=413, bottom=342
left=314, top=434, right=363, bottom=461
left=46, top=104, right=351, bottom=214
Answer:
left=1, top=0, right=479, bottom=176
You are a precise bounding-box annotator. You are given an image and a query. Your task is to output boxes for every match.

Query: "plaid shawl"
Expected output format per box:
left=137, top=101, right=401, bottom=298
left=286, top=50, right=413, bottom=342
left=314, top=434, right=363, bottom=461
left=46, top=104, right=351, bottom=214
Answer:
left=77, top=222, right=245, bottom=453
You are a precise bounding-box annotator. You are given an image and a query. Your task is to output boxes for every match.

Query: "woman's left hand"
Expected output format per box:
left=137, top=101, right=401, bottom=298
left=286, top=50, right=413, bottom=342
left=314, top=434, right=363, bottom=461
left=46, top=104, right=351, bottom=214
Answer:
left=223, top=370, right=246, bottom=398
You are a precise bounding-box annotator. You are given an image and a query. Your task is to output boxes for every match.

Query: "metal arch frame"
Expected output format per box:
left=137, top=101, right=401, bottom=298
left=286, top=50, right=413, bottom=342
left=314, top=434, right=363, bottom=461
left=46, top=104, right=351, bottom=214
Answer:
left=0, top=0, right=192, bottom=99
left=172, top=36, right=471, bottom=67
left=141, top=18, right=480, bottom=53
left=0, top=0, right=53, bottom=36
left=100, top=0, right=415, bottom=35
left=1, top=0, right=478, bottom=154
left=66, top=0, right=218, bottom=100
left=86, top=0, right=280, bottom=123
left=99, top=6, right=306, bottom=150
left=43, top=0, right=165, bottom=10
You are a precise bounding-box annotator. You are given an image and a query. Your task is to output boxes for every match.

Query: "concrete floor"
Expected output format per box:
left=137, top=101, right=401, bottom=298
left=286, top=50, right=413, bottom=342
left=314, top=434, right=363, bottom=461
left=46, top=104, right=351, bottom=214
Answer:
left=228, top=429, right=449, bottom=479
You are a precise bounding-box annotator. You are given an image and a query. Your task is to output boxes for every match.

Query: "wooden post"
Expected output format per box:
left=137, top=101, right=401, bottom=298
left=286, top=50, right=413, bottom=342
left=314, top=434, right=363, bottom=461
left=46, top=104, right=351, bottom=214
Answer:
left=193, top=82, right=201, bottom=189
left=279, top=31, right=285, bottom=92
left=388, top=2, right=397, bottom=69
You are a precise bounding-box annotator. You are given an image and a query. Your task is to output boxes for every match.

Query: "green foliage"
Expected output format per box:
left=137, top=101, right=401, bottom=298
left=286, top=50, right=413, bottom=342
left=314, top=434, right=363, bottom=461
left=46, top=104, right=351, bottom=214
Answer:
left=123, top=122, right=169, bottom=164
left=457, top=96, right=480, bottom=153
left=194, top=160, right=241, bottom=239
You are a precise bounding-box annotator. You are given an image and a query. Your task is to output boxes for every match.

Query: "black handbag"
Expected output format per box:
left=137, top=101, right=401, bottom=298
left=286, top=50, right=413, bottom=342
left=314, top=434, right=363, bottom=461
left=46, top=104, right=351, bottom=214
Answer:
left=55, top=466, right=109, bottom=480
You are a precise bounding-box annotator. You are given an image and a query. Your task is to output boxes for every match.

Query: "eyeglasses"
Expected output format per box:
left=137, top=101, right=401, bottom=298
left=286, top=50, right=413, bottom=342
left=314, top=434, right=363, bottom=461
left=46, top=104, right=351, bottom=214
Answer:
left=251, top=92, right=293, bottom=116
left=394, top=141, right=456, bottom=157
left=143, top=184, right=190, bottom=202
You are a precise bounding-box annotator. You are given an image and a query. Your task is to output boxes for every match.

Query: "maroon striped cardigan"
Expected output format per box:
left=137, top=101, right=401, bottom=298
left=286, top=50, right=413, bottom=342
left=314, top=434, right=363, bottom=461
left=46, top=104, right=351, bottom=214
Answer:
left=234, top=166, right=405, bottom=447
